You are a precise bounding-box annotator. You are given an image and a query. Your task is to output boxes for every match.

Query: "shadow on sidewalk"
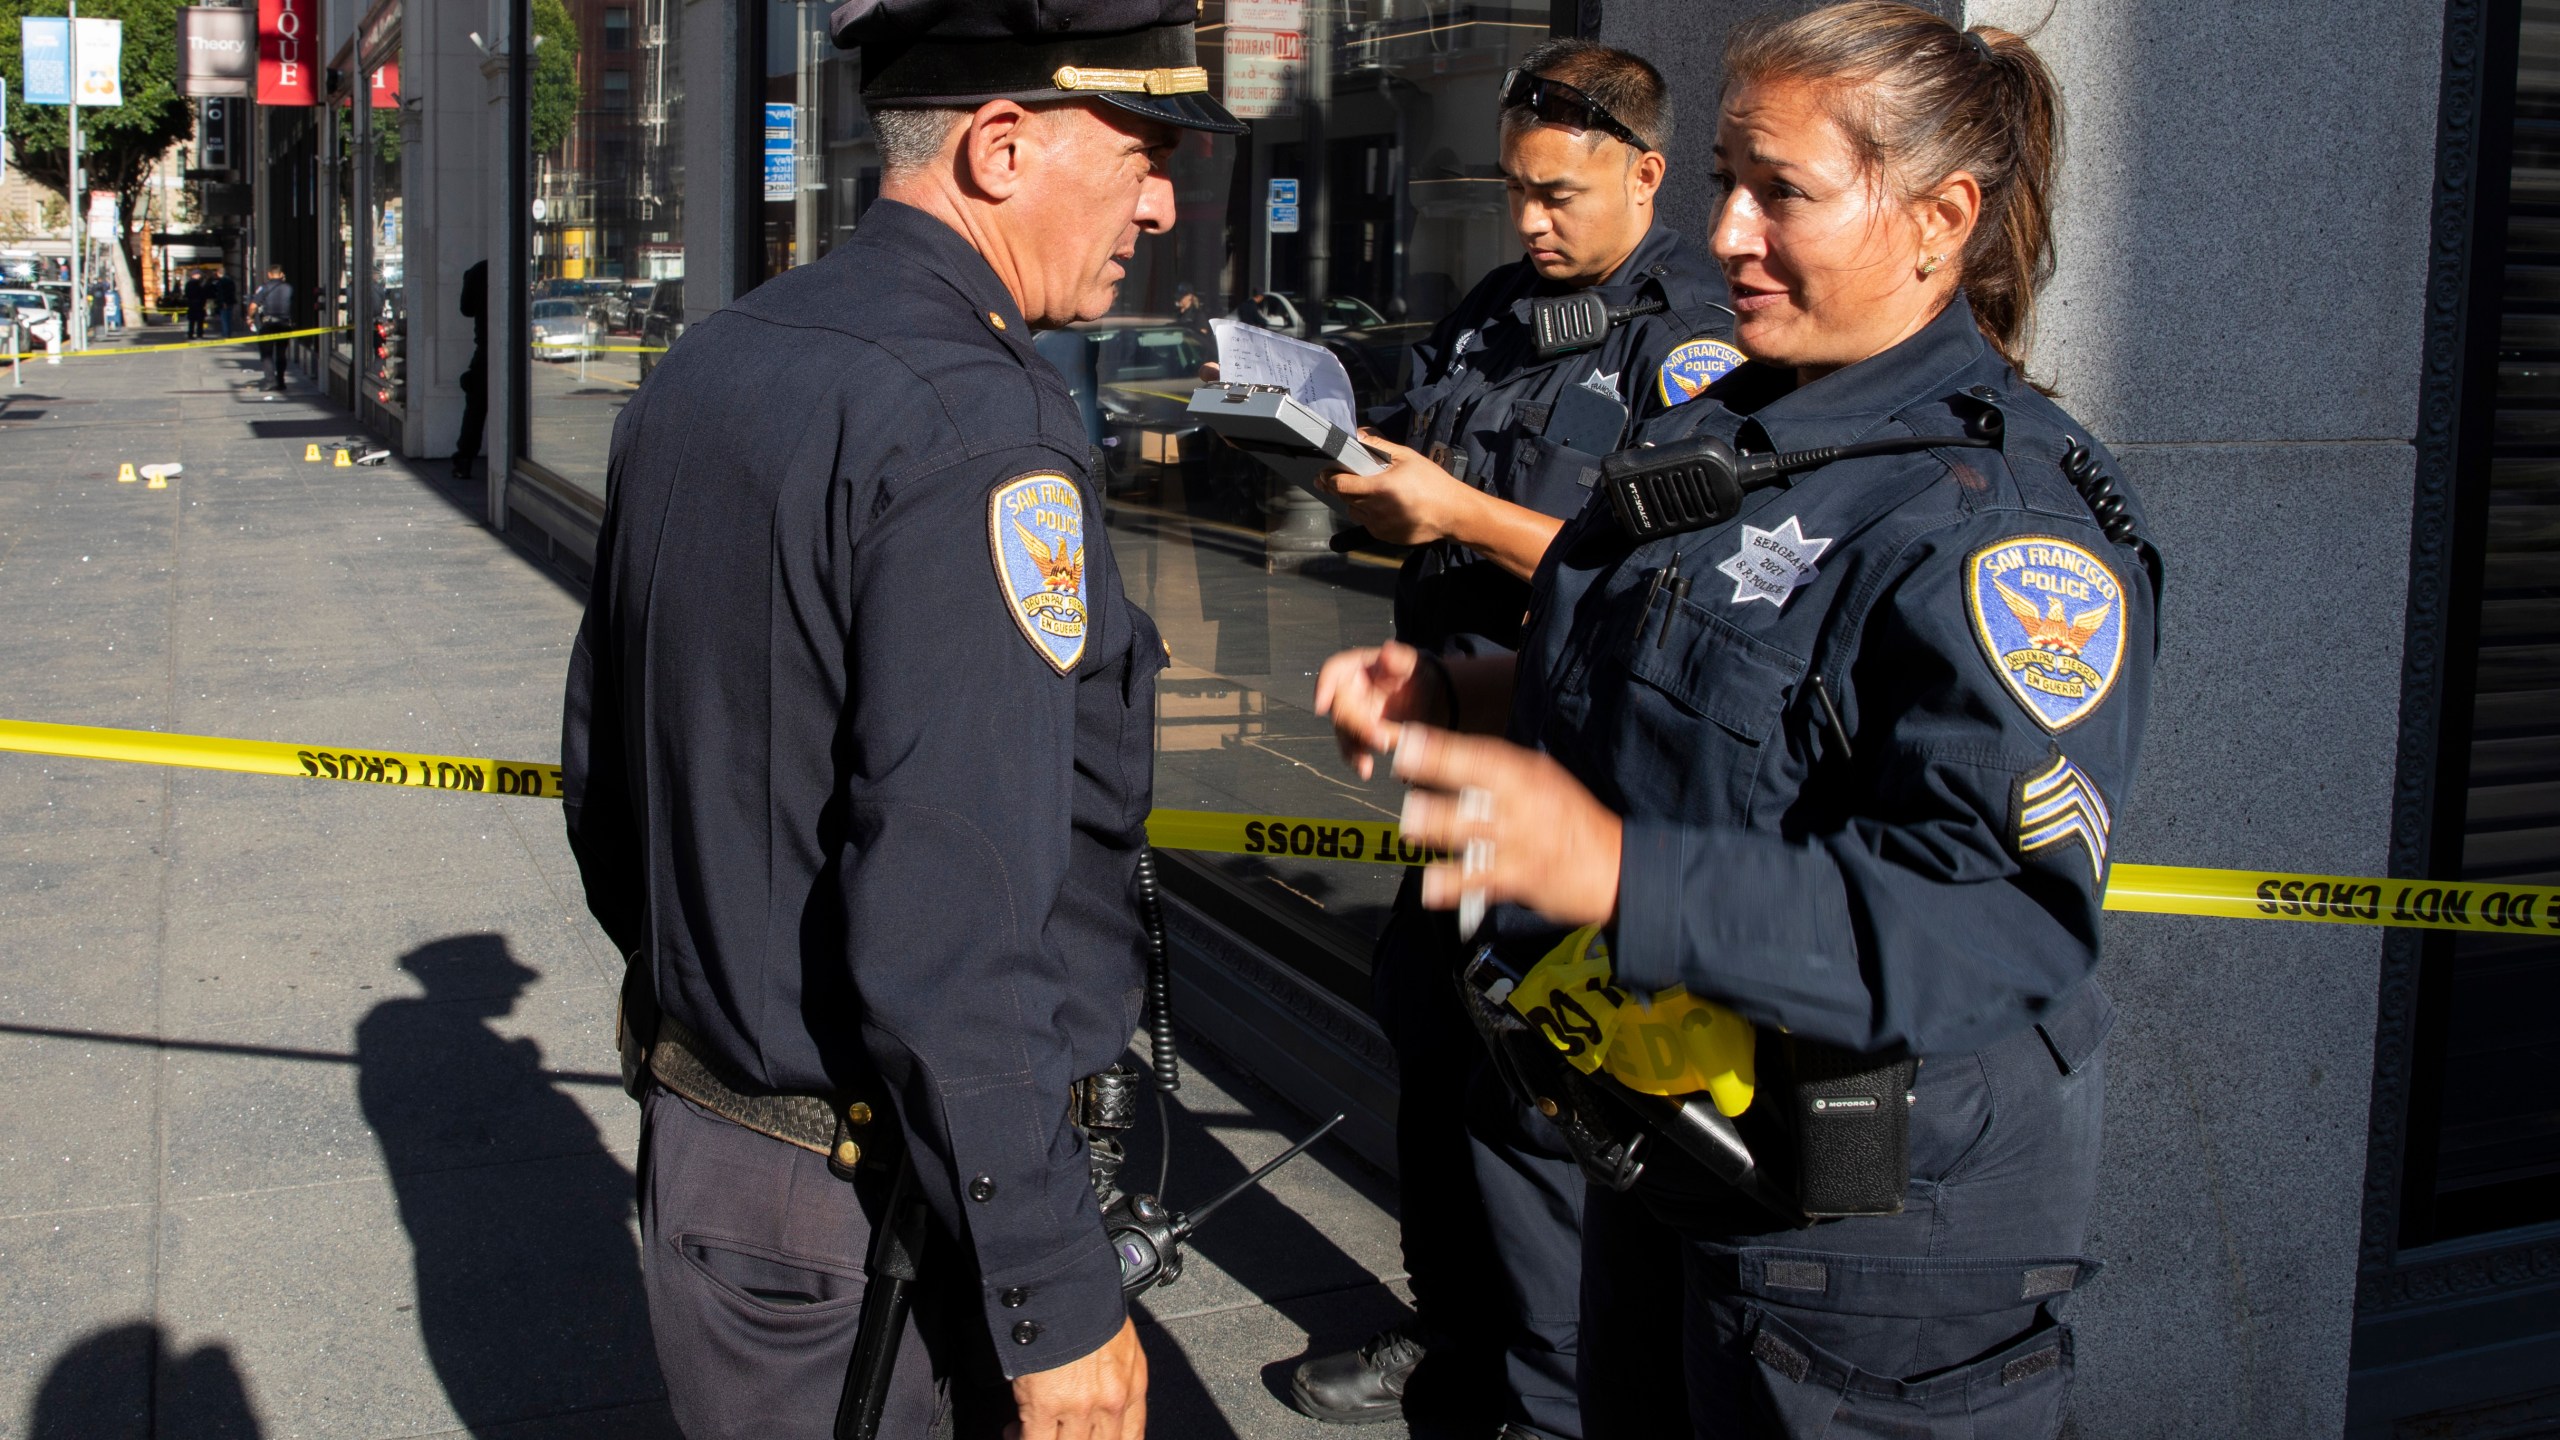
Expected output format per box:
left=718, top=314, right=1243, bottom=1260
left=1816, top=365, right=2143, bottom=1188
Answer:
left=356, top=934, right=674, bottom=1438
left=27, top=1321, right=262, bottom=1439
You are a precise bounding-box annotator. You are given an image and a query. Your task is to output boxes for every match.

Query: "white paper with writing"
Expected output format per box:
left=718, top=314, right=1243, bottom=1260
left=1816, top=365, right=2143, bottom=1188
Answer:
left=1208, top=318, right=1360, bottom=435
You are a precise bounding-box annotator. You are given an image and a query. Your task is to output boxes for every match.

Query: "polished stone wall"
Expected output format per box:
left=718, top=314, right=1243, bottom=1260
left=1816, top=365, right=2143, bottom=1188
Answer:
left=1607, top=0, right=2442, bottom=1431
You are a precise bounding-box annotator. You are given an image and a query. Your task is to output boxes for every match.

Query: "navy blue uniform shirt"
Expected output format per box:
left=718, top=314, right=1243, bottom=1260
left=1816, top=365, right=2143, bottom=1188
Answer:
left=1381, top=224, right=1736, bottom=652
left=563, top=199, right=1164, bottom=1376
left=1501, top=295, right=2161, bottom=1058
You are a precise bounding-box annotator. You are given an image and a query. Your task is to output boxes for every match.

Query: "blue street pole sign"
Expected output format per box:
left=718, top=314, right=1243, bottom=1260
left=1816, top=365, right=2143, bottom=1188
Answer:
left=764, top=103, right=796, bottom=202
left=20, top=18, right=72, bottom=105
left=1267, top=177, right=1299, bottom=235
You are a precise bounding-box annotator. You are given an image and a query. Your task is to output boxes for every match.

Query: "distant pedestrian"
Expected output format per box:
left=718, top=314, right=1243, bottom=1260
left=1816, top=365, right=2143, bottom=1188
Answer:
left=249, top=265, right=294, bottom=392
left=183, top=274, right=207, bottom=340
left=213, top=271, right=238, bottom=338
left=454, top=260, right=488, bottom=481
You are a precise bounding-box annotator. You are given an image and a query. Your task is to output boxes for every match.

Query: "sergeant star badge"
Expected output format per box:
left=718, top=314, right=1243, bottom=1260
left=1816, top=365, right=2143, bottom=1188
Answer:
left=1579, top=368, right=1622, bottom=398
left=1656, top=337, right=1747, bottom=407
left=1966, top=536, right=2126, bottom=731
left=989, top=472, right=1090, bottom=674
left=1716, top=515, right=1831, bottom=608
left=2013, top=752, right=2112, bottom=887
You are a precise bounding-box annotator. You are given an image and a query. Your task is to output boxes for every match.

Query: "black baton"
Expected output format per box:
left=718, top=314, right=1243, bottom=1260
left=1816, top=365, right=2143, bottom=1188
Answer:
left=836, top=1155, right=930, bottom=1440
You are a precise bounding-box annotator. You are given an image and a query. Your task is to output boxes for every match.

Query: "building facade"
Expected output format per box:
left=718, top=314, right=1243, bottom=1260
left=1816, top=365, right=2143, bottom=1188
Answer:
left=241, top=0, right=2558, bottom=1432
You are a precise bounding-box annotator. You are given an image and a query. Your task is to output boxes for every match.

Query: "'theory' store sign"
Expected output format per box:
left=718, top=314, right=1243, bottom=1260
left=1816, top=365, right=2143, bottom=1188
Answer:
left=179, top=7, right=255, bottom=98
left=257, top=0, right=315, bottom=106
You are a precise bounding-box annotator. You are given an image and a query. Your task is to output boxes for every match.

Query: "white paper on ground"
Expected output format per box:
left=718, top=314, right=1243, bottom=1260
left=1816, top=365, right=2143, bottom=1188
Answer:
left=1208, top=318, right=1360, bottom=435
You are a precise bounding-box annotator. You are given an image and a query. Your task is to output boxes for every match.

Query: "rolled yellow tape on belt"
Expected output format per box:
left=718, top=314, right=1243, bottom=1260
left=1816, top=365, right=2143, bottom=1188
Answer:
left=1503, top=926, right=1758, bottom=1115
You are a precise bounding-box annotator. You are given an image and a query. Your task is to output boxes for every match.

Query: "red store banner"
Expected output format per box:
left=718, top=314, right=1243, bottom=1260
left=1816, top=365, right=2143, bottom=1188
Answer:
left=257, top=0, right=315, bottom=105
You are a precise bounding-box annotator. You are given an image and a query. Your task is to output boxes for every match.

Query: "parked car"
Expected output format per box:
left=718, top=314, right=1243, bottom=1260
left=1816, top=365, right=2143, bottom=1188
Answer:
left=609, top=282, right=656, bottom=333
left=1228, top=290, right=1427, bottom=403
left=635, top=279, right=686, bottom=381
left=529, top=298, right=598, bottom=360
left=0, top=288, right=52, bottom=324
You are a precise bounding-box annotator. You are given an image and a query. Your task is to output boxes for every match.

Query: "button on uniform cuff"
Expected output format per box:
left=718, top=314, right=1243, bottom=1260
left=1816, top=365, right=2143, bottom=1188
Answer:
left=984, top=1232, right=1126, bottom=1380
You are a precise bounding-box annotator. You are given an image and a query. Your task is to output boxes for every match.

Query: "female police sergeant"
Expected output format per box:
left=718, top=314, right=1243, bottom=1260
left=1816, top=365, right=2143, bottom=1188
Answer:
left=1318, top=6, right=2158, bottom=1434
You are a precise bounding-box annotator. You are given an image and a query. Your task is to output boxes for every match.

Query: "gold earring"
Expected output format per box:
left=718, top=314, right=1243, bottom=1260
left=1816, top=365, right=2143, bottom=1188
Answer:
left=1920, top=253, right=1943, bottom=277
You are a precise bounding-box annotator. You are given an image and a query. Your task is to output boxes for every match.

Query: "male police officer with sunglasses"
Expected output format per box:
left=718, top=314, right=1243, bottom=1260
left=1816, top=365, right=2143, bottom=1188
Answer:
left=1286, top=38, right=1739, bottom=1440
left=563, top=3, right=1244, bottom=1435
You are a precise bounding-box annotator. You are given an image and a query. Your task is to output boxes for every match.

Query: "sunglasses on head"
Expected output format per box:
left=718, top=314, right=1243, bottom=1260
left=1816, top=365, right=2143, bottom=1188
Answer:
left=1500, top=69, right=1650, bottom=151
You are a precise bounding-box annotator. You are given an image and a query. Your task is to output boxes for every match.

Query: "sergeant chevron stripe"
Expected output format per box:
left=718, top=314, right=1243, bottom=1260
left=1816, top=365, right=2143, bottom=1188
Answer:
left=2016, top=753, right=2111, bottom=886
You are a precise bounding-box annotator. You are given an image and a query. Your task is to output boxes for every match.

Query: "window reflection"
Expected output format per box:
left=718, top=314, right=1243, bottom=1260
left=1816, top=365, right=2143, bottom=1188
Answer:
left=752, top=2, right=1552, bottom=948
left=365, top=43, right=404, bottom=417
left=1122, top=2, right=1554, bottom=945
left=525, top=0, right=685, bottom=498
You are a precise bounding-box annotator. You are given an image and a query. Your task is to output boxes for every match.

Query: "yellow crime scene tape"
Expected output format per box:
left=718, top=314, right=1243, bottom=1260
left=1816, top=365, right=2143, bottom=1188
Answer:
left=532, top=340, right=670, bottom=355
left=3, top=324, right=351, bottom=364
left=3, top=716, right=2550, bottom=938
left=0, top=718, right=562, bottom=799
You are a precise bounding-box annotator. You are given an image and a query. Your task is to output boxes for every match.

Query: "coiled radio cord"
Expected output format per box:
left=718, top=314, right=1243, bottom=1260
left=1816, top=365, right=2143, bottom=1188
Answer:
left=1134, top=846, right=1179, bottom=1199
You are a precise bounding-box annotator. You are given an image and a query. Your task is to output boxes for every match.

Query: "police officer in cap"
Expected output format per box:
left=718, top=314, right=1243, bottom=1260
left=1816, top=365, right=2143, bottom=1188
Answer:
left=1285, top=38, right=1736, bottom=1440
left=562, top=3, right=1241, bottom=1435
left=1320, top=6, right=2155, bottom=1435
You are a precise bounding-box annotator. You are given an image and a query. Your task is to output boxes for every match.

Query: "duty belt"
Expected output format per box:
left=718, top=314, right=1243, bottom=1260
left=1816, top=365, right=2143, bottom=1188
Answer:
left=647, top=1012, right=881, bottom=1170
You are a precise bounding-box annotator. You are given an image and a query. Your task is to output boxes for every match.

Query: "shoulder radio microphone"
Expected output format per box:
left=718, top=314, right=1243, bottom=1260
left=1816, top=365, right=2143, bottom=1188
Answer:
left=1602, top=405, right=2005, bottom=543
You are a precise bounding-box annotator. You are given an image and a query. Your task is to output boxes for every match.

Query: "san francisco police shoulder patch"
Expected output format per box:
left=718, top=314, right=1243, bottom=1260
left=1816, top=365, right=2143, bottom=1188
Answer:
left=1966, top=535, right=2126, bottom=731
left=989, top=472, right=1089, bottom=674
left=2013, top=752, right=2111, bottom=888
left=1656, top=337, right=1747, bottom=408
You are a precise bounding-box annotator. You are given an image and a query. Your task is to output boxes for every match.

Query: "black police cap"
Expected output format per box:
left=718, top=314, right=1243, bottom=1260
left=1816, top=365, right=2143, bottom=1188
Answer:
left=833, top=0, right=1248, bottom=136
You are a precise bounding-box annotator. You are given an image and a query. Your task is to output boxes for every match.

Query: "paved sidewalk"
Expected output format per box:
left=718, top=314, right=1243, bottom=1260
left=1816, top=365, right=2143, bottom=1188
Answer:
left=0, top=346, right=1409, bottom=1438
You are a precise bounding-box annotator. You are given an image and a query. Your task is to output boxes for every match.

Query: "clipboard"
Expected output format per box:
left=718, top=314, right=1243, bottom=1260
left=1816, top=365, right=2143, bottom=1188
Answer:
left=1187, top=383, right=1387, bottom=504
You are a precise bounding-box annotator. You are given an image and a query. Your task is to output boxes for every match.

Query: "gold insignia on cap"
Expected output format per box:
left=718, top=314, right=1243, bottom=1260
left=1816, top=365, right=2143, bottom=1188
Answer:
left=1052, top=64, right=1211, bottom=96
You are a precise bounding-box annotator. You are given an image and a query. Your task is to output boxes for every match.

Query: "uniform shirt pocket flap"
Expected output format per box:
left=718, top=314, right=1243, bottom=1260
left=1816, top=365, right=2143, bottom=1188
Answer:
left=1625, top=602, right=1808, bottom=743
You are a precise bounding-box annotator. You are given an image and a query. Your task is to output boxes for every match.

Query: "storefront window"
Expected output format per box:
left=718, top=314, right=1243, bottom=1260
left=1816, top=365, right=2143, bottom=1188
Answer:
left=525, top=0, right=686, bottom=498
left=364, top=29, right=405, bottom=418
left=1126, top=3, right=1555, bottom=946
left=760, top=3, right=873, bottom=276
left=330, top=57, right=356, bottom=380
left=749, top=3, right=1554, bottom=950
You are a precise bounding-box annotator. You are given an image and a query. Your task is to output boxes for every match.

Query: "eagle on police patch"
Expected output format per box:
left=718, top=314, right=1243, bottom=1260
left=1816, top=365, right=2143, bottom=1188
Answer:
left=1012, top=519, right=1084, bottom=596
left=989, top=472, right=1090, bottom=674
left=1966, top=535, right=2127, bottom=731
left=1993, top=581, right=2111, bottom=657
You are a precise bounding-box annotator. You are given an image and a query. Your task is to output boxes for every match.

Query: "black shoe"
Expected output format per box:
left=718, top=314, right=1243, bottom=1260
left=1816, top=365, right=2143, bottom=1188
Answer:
left=1289, top=1321, right=1423, bottom=1425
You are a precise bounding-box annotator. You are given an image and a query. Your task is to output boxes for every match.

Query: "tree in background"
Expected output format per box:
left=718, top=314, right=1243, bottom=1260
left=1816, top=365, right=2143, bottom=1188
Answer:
left=530, top=0, right=581, bottom=159
left=0, top=0, right=193, bottom=302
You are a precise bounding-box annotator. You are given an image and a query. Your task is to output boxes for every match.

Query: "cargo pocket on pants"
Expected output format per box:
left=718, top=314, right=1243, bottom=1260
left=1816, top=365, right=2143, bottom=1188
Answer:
left=1741, top=1304, right=2074, bottom=1440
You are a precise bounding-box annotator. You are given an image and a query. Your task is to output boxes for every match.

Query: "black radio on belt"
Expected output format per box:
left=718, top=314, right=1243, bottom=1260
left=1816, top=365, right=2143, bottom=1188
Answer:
left=1601, top=407, right=2005, bottom=543
left=1782, top=1039, right=1920, bottom=1218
